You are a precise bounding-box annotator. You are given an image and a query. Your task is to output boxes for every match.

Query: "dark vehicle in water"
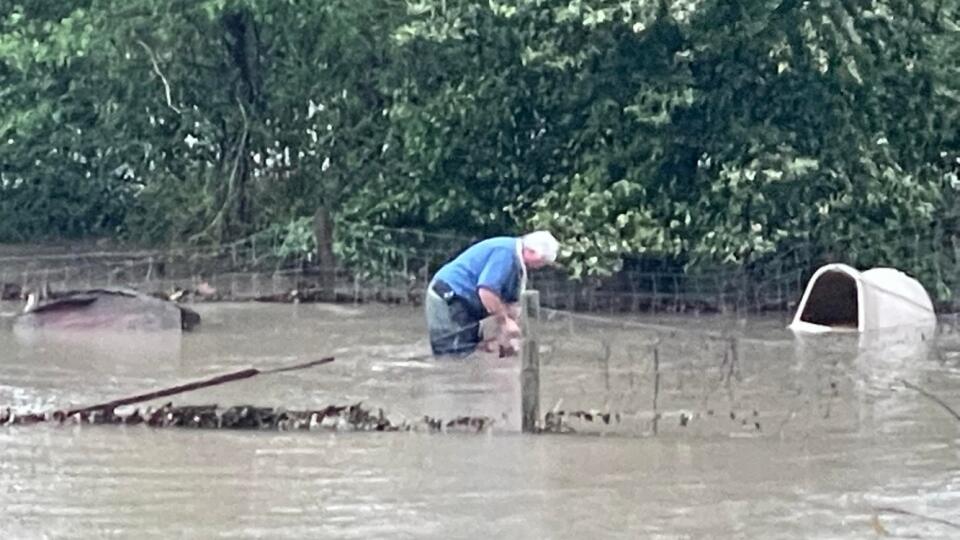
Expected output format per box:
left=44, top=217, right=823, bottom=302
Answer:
left=14, top=288, right=200, bottom=332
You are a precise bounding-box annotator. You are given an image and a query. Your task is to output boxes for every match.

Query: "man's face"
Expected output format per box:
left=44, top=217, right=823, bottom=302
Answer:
left=522, top=248, right=549, bottom=269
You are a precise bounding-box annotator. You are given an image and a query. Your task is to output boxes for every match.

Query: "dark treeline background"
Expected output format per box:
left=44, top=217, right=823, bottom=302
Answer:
left=2, top=1, right=959, bottom=297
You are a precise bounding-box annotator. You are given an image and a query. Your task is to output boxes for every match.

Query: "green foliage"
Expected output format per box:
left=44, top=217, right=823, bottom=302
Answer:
left=2, top=0, right=960, bottom=297
left=256, top=216, right=317, bottom=261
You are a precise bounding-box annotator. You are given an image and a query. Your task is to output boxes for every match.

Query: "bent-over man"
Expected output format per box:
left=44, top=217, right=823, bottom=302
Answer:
left=425, top=231, right=559, bottom=357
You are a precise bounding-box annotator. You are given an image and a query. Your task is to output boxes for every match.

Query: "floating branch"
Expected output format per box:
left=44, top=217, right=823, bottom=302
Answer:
left=899, top=379, right=960, bottom=423
left=60, top=357, right=335, bottom=419
left=875, top=506, right=960, bottom=531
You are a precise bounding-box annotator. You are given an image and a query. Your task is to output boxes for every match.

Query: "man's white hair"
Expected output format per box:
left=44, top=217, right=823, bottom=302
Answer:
left=521, top=230, right=559, bottom=262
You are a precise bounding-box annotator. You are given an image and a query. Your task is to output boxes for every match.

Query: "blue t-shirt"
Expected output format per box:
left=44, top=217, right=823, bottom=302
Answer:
left=433, top=237, right=522, bottom=316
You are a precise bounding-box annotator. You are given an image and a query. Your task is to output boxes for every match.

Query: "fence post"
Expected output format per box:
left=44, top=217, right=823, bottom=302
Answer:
left=521, top=289, right=541, bottom=433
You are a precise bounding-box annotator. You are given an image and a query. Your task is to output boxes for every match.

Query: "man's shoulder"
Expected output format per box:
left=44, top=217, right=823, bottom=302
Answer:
left=442, top=236, right=518, bottom=274
left=471, top=236, right=517, bottom=253
left=461, top=238, right=516, bottom=266
left=474, top=236, right=515, bottom=246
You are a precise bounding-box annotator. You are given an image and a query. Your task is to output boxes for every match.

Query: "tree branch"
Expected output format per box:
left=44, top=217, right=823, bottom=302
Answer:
left=136, top=39, right=182, bottom=114
left=190, top=95, right=249, bottom=243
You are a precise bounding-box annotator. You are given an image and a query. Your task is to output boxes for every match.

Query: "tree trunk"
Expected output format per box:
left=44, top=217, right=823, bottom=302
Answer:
left=313, top=206, right=337, bottom=301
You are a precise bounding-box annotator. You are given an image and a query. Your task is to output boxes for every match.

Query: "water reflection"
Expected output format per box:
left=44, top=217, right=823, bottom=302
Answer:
left=12, top=328, right=183, bottom=370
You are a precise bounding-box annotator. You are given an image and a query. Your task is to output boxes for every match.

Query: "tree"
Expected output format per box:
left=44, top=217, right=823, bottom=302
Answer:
left=3, top=0, right=959, bottom=297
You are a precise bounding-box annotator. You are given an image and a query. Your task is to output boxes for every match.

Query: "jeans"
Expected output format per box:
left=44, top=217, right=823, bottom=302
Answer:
left=424, top=281, right=481, bottom=356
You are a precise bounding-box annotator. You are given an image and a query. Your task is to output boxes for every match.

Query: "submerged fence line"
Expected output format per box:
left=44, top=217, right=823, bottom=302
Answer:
left=537, top=307, right=795, bottom=347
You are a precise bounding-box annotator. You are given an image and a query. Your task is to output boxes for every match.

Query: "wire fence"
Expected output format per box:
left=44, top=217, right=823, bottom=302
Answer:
left=2, top=227, right=958, bottom=440
left=0, top=225, right=475, bottom=304
left=530, top=302, right=959, bottom=437
left=2, top=224, right=959, bottom=315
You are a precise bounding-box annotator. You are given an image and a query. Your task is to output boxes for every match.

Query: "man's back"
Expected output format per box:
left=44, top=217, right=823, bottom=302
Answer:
left=433, top=236, right=522, bottom=315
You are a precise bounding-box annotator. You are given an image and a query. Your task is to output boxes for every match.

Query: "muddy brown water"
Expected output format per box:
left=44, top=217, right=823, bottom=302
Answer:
left=1, top=301, right=959, bottom=539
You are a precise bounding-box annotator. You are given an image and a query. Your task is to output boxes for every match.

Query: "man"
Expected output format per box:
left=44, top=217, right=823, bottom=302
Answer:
left=425, top=230, right=560, bottom=357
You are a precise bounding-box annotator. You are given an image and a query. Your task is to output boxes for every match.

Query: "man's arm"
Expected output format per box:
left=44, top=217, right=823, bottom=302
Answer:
left=478, top=287, right=521, bottom=348
left=476, top=246, right=522, bottom=334
left=478, top=287, right=512, bottom=324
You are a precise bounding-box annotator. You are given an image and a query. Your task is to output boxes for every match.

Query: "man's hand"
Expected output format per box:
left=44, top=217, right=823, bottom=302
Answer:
left=477, top=288, right=524, bottom=357
left=500, top=316, right=521, bottom=338
left=496, top=317, right=522, bottom=358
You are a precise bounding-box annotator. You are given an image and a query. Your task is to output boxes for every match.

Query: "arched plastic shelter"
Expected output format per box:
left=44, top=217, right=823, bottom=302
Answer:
left=789, top=264, right=935, bottom=333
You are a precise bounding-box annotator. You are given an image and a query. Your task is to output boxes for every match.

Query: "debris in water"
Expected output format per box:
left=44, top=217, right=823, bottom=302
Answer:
left=0, top=403, right=494, bottom=433
left=1, top=283, right=23, bottom=300
left=542, top=409, right=623, bottom=434
left=869, top=514, right=888, bottom=536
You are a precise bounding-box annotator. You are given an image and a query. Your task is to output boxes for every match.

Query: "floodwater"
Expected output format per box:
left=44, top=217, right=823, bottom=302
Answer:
left=1, top=301, right=959, bottom=539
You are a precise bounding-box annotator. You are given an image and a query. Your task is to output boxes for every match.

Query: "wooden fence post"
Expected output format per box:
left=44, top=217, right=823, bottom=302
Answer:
left=521, top=289, right=541, bottom=433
